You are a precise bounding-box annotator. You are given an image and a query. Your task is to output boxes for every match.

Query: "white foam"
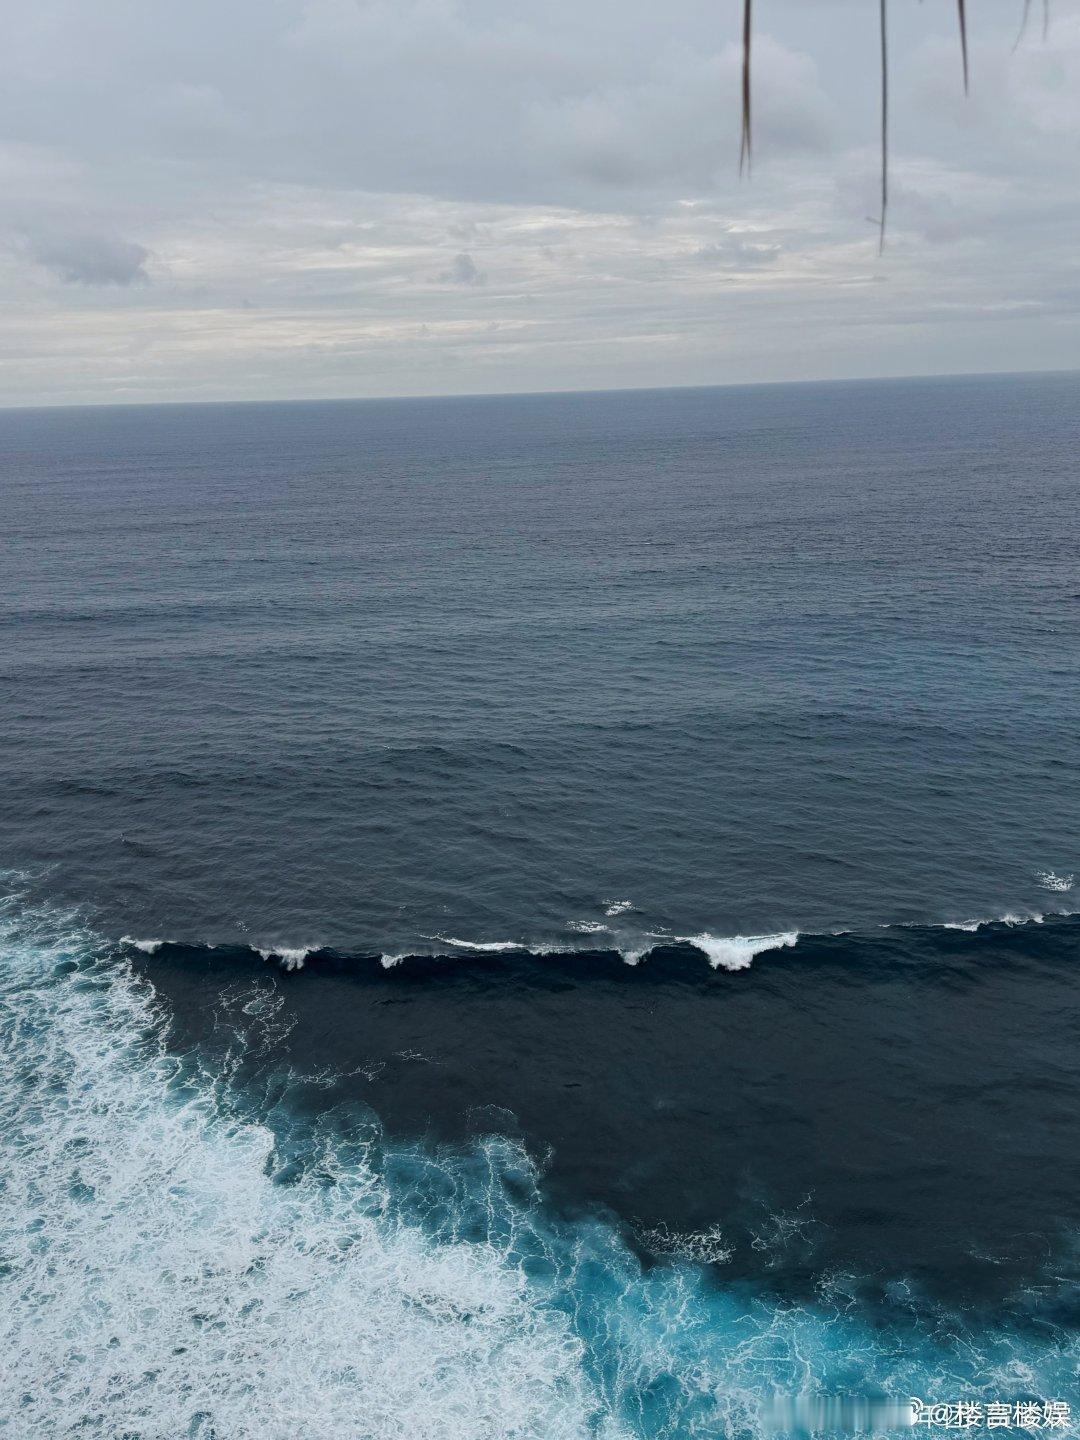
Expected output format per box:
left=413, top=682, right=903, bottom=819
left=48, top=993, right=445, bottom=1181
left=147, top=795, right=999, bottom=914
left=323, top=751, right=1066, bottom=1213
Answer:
left=944, top=912, right=1044, bottom=933
left=603, top=900, right=634, bottom=917
left=643, top=1222, right=733, bottom=1266
left=431, top=934, right=526, bottom=953
left=568, top=920, right=610, bottom=935
left=679, top=931, right=800, bottom=972
left=3, top=893, right=1076, bottom=1435
left=617, top=945, right=651, bottom=966
left=254, top=945, right=315, bottom=971
left=119, top=935, right=165, bottom=954
left=1035, top=870, right=1074, bottom=893
left=0, top=901, right=609, bottom=1440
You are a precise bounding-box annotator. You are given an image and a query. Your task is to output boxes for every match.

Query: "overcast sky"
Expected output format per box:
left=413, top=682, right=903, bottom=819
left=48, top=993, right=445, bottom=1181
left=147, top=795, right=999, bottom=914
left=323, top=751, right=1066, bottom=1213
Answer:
left=2, top=0, right=1078, bottom=406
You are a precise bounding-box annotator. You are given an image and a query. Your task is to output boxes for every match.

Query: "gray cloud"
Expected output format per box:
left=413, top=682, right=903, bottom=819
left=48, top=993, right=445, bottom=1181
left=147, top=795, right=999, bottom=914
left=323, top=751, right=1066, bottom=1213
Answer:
left=439, top=252, right=486, bottom=286
left=0, top=0, right=837, bottom=207
left=525, top=37, right=832, bottom=192
left=20, top=228, right=150, bottom=286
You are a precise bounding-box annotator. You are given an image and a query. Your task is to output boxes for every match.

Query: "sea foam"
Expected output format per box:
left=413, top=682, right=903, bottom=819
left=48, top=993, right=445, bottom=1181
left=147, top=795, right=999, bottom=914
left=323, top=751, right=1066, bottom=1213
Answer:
left=5, top=894, right=1075, bottom=1439
left=432, top=934, right=530, bottom=952
left=679, top=930, right=800, bottom=971
left=1035, top=870, right=1074, bottom=893
left=943, top=911, right=1046, bottom=933
left=119, top=934, right=166, bottom=954
left=254, top=944, right=316, bottom=970
left=0, top=899, right=607, bottom=1440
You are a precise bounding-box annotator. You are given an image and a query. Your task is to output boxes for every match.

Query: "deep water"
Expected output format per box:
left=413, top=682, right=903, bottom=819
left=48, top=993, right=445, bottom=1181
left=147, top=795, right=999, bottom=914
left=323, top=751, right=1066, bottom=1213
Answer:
left=2, top=374, right=1078, bottom=954
left=1, top=375, right=1078, bottom=1436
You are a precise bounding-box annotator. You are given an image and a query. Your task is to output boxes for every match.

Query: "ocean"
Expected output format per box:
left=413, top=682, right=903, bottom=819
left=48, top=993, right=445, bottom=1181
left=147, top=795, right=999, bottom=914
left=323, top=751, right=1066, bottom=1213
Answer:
left=1, top=373, right=1077, bottom=1437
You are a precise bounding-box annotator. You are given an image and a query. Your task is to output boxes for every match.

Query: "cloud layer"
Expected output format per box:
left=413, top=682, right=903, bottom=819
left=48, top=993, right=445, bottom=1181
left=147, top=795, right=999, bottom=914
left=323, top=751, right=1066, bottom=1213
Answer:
left=1, top=0, right=1078, bottom=404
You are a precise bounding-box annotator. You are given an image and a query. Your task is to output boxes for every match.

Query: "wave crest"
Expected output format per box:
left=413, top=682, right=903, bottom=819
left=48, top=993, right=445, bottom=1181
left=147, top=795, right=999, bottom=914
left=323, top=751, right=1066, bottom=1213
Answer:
left=678, top=931, right=800, bottom=971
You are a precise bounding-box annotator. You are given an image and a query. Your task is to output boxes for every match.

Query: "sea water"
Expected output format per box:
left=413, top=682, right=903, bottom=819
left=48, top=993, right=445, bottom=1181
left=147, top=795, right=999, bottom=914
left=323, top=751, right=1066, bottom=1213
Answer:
left=1, top=374, right=1078, bottom=1435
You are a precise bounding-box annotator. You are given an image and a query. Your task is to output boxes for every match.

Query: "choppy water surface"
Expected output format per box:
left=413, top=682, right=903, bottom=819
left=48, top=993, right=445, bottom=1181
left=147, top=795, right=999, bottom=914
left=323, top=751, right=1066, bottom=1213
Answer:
left=1, top=375, right=1078, bottom=1436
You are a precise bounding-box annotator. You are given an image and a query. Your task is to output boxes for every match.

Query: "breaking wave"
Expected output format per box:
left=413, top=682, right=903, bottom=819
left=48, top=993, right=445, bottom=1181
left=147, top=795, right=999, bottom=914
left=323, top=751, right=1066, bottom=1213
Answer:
left=673, top=931, right=800, bottom=972
left=113, top=907, right=1079, bottom=974
left=119, top=934, right=166, bottom=954
left=2, top=886, right=1078, bottom=1438
left=254, top=944, right=318, bottom=971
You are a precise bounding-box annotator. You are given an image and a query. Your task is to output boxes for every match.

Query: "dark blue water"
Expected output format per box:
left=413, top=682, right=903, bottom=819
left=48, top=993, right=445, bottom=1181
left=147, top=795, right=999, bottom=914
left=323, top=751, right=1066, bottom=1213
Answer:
left=1, top=375, right=1078, bottom=1437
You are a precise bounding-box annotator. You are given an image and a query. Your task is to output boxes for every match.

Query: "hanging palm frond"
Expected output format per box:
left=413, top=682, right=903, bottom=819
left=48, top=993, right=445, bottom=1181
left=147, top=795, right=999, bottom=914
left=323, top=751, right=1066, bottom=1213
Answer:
left=958, top=0, right=970, bottom=93
left=739, top=0, right=753, bottom=175
left=738, top=1, right=1047, bottom=247
left=879, top=0, right=889, bottom=253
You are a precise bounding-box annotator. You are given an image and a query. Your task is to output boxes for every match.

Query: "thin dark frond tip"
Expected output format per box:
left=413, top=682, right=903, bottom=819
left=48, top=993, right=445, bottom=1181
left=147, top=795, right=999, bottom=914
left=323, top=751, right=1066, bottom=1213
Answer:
left=735, top=0, right=1038, bottom=251
left=739, top=0, right=752, bottom=175
left=1013, top=0, right=1049, bottom=51
left=957, top=0, right=969, bottom=92
left=1014, top=0, right=1033, bottom=50
left=879, top=0, right=888, bottom=253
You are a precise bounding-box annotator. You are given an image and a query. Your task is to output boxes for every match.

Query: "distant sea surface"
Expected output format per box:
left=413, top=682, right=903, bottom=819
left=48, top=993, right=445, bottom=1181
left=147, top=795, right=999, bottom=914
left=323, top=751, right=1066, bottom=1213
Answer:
left=1, top=375, right=1078, bottom=1438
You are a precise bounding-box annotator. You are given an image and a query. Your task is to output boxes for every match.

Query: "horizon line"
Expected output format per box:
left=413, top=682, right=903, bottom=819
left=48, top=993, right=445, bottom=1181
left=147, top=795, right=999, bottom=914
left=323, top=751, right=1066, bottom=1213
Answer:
left=1, top=365, right=1077, bottom=416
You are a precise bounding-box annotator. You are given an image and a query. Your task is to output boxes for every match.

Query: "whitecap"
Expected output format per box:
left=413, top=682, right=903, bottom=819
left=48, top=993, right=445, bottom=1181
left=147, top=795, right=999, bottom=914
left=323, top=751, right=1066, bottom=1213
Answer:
left=119, top=935, right=165, bottom=954
left=431, top=934, right=526, bottom=953
left=603, top=900, right=634, bottom=917
left=944, top=911, right=1044, bottom=933
left=1035, top=870, right=1074, bottom=893
left=679, top=931, right=800, bottom=972
left=254, top=945, right=314, bottom=971
left=616, top=944, right=651, bottom=966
